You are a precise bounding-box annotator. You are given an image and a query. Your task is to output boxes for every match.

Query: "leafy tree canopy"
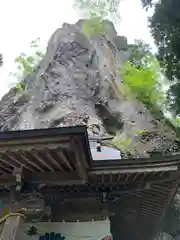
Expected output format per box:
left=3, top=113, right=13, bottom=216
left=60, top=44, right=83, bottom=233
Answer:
left=10, top=38, right=44, bottom=91
left=74, top=0, right=122, bottom=38
left=128, top=39, right=153, bottom=68
left=74, top=0, right=121, bottom=22
left=139, top=0, right=180, bottom=116
left=122, top=40, right=167, bottom=116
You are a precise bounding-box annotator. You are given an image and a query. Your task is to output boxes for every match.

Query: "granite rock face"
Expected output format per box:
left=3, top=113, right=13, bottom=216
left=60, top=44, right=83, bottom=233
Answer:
left=0, top=19, right=178, bottom=159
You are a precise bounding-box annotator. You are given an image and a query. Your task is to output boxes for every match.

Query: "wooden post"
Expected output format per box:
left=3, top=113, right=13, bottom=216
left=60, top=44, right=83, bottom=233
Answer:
left=0, top=215, right=24, bottom=240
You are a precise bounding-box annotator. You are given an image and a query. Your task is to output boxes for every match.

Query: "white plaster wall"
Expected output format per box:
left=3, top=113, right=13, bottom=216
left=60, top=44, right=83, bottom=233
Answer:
left=19, top=219, right=111, bottom=240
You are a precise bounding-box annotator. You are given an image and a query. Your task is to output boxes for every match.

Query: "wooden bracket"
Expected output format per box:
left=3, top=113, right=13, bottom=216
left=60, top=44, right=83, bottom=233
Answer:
left=72, top=138, right=88, bottom=183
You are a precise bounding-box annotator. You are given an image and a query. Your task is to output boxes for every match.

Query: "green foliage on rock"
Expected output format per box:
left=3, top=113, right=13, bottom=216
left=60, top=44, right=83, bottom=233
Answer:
left=14, top=54, right=35, bottom=80
left=121, top=40, right=166, bottom=115
left=82, top=16, right=107, bottom=39
left=121, top=60, right=163, bottom=112
left=110, top=134, right=134, bottom=157
left=10, top=38, right=44, bottom=92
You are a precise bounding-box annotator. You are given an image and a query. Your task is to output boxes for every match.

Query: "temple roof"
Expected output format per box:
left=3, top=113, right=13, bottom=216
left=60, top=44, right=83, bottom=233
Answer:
left=0, top=125, right=91, bottom=185
left=0, top=125, right=179, bottom=240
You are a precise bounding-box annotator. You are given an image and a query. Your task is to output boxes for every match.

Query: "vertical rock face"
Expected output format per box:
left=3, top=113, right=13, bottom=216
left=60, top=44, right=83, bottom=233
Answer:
left=0, top=20, right=128, bottom=135
left=0, top=19, right=178, bottom=158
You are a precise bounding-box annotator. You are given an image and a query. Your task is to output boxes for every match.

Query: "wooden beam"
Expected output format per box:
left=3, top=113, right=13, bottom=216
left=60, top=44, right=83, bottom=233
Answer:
left=0, top=171, right=85, bottom=187
left=44, top=149, right=64, bottom=170
left=72, top=138, right=88, bottom=182
left=89, top=170, right=180, bottom=185
left=18, top=151, right=44, bottom=172
left=75, top=157, right=87, bottom=183
left=31, top=150, right=54, bottom=171
left=0, top=142, right=70, bottom=152
left=40, top=184, right=150, bottom=201
left=3, top=152, right=35, bottom=172
left=90, top=165, right=178, bottom=174
left=0, top=169, right=178, bottom=193
left=0, top=215, right=24, bottom=240
left=55, top=150, right=74, bottom=171
left=32, top=171, right=84, bottom=185
left=0, top=135, right=70, bottom=147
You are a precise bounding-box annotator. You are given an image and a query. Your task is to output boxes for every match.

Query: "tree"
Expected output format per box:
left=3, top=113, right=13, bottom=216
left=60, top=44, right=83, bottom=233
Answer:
left=74, top=0, right=121, bottom=23
left=139, top=0, right=180, bottom=116
left=150, top=0, right=180, bottom=115
left=10, top=38, right=44, bottom=91
left=0, top=54, right=3, bottom=67
left=128, top=39, right=153, bottom=68
left=133, top=2, right=180, bottom=234
left=140, top=0, right=154, bottom=8
left=123, top=40, right=168, bottom=118
left=74, top=0, right=122, bottom=39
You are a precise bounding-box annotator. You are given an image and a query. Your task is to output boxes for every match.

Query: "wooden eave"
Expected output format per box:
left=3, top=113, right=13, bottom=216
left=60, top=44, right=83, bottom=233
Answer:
left=91, top=158, right=180, bottom=240
left=0, top=126, right=91, bottom=185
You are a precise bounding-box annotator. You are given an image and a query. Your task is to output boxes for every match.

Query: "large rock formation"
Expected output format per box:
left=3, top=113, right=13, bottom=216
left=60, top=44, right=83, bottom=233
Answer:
left=0, top=20, right=179, bottom=238
left=0, top=19, right=179, bottom=158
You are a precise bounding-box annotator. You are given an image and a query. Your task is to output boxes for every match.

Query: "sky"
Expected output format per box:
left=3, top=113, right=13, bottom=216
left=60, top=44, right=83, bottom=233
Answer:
left=0, top=0, right=155, bottom=98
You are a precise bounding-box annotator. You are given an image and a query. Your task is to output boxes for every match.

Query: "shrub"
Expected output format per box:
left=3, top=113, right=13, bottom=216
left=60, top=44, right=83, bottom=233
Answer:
left=121, top=57, right=165, bottom=113
left=10, top=38, right=45, bottom=92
